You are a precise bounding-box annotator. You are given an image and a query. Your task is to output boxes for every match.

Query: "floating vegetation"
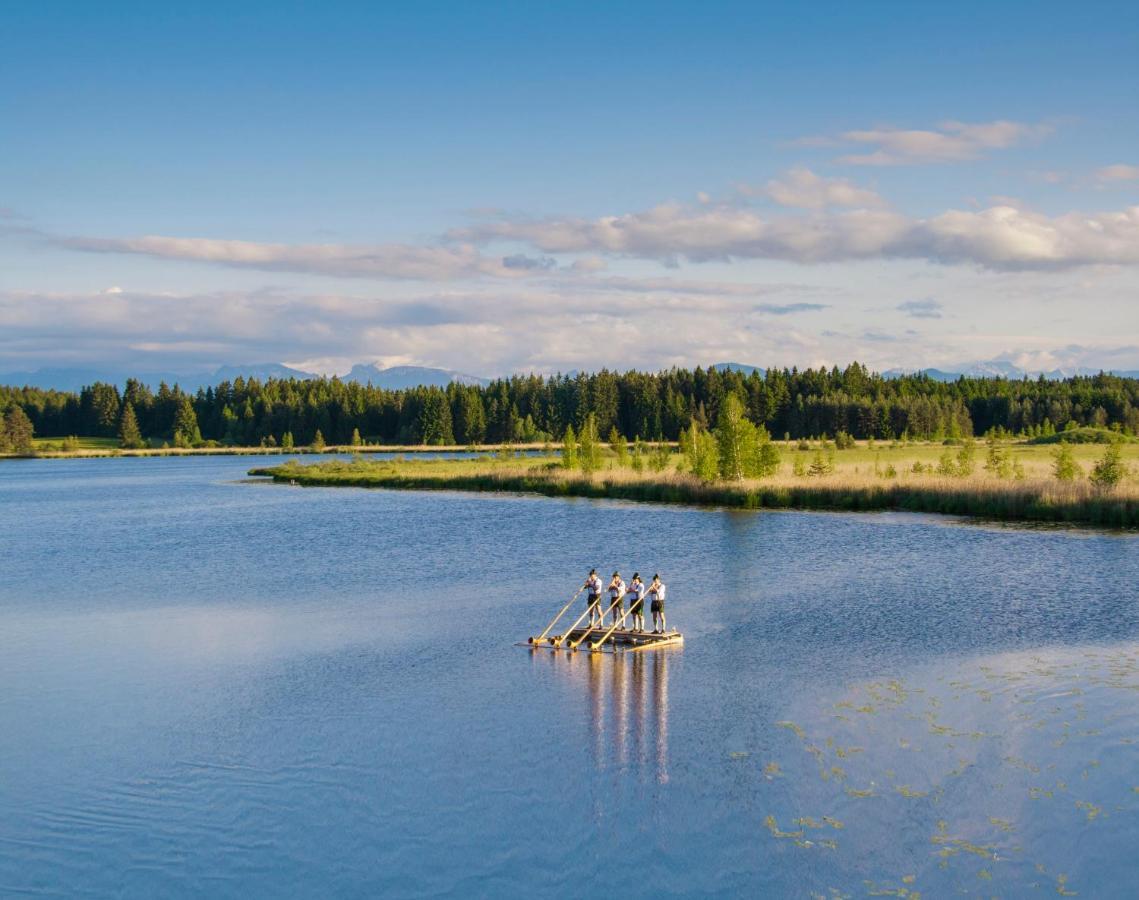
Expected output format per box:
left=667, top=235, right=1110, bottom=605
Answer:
left=844, top=787, right=876, bottom=798
left=895, top=785, right=929, bottom=799
left=760, top=642, right=1137, bottom=895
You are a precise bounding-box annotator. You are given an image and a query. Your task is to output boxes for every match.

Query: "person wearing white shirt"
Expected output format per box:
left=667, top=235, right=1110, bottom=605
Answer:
left=648, top=574, right=668, bottom=633
left=607, top=572, right=626, bottom=627
left=583, top=569, right=603, bottom=626
left=627, top=573, right=646, bottom=632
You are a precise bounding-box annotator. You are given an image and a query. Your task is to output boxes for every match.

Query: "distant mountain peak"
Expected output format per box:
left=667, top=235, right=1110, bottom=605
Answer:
left=712, top=362, right=766, bottom=376
left=342, top=364, right=489, bottom=389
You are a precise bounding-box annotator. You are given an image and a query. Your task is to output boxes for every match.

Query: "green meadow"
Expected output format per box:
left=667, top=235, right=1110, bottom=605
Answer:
left=249, top=438, right=1139, bottom=528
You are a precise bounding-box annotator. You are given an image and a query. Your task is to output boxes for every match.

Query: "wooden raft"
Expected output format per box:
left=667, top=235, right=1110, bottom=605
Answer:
left=527, top=627, right=684, bottom=652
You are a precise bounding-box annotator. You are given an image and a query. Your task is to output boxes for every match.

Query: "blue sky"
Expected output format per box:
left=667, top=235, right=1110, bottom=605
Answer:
left=2, top=1, right=1137, bottom=376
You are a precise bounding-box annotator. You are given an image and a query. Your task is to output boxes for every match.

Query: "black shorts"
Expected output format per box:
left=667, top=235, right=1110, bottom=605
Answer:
left=630, top=597, right=644, bottom=614
left=587, top=593, right=601, bottom=607
left=651, top=599, right=664, bottom=613
left=609, top=595, right=623, bottom=610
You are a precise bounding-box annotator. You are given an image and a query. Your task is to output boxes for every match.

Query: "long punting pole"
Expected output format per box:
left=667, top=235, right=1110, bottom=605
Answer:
left=550, top=594, right=609, bottom=647
left=566, top=596, right=624, bottom=650
left=528, top=587, right=584, bottom=645
left=588, top=600, right=638, bottom=652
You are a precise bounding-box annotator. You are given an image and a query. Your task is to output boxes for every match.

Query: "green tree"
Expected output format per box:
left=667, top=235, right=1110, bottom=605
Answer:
left=172, top=397, right=202, bottom=446
left=454, top=388, right=487, bottom=445
left=3, top=405, right=34, bottom=454
left=649, top=441, right=671, bottom=472
left=351, top=427, right=363, bottom=447
left=692, top=430, right=720, bottom=482
left=417, top=389, right=455, bottom=445
left=1051, top=442, right=1081, bottom=482
left=679, top=420, right=702, bottom=472
left=956, top=441, right=976, bottom=477
left=631, top=436, right=646, bottom=473
left=716, top=393, right=748, bottom=481
left=1089, top=443, right=1126, bottom=490
left=751, top=426, right=782, bottom=478
left=311, top=429, right=326, bottom=452
left=281, top=431, right=295, bottom=450
left=578, top=413, right=602, bottom=474
left=118, top=402, right=145, bottom=449
left=608, top=426, right=629, bottom=467
left=983, top=440, right=1012, bottom=479
left=561, top=424, right=579, bottom=469
left=808, top=449, right=835, bottom=476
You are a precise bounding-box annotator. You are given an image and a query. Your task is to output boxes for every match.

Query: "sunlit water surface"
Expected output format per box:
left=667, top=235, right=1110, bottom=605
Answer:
left=1, top=456, right=1137, bottom=897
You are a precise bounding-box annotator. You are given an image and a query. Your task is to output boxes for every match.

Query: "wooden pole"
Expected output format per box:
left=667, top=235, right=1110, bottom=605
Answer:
left=588, top=598, right=637, bottom=652
left=566, top=595, right=623, bottom=649
left=528, top=587, right=584, bottom=645
left=550, top=595, right=605, bottom=647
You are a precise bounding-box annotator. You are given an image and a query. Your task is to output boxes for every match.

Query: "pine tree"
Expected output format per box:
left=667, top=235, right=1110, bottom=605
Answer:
left=351, top=427, right=363, bottom=447
left=561, top=424, right=578, bottom=469
left=172, top=397, right=201, bottom=446
left=417, top=389, right=455, bottom=445
left=118, top=402, right=145, bottom=449
left=3, top=405, right=34, bottom=454
left=282, top=431, right=295, bottom=450
left=631, top=436, right=646, bottom=473
left=646, top=441, right=668, bottom=472
left=1051, top=442, right=1080, bottom=482
left=608, top=426, right=629, bottom=467
left=311, top=429, right=326, bottom=452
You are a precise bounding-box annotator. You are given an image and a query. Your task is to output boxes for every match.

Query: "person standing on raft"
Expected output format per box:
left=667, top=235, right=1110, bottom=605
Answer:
left=583, top=569, right=603, bottom=626
left=648, top=574, right=667, bottom=633
left=607, top=571, right=626, bottom=627
left=627, top=573, right=646, bottom=632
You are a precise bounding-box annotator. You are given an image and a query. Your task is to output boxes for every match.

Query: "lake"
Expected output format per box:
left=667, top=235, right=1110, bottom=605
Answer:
left=1, top=455, right=1137, bottom=897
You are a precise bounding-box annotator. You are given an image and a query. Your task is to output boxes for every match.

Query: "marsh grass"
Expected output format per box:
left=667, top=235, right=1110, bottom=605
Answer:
left=250, top=445, right=1139, bottom=528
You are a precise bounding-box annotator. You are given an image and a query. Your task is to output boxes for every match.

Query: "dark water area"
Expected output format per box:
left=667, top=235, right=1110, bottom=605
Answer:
left=1, top=456, right=1137, bottom=897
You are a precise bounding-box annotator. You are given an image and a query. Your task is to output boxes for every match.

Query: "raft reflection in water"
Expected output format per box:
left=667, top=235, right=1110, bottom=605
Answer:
left=534, top=647, right=673, bottom=785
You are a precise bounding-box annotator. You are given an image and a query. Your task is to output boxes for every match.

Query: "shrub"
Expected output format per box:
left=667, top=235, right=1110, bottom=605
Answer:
left=1090, top=443, right=1126, bottom=491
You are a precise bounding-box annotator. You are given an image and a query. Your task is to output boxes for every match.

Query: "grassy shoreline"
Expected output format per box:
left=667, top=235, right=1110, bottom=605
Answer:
left=248, top=455, right=1139, bottom=528
left=2, top=440, right=562, bottom=460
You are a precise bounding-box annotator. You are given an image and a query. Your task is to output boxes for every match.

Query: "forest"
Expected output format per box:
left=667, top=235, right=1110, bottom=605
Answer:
left=2, top=364, right=1139, bottom=449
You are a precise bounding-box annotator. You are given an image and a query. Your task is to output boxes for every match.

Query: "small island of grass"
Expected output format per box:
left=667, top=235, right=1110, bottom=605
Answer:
left=250, top=410, right=1139, bottom=528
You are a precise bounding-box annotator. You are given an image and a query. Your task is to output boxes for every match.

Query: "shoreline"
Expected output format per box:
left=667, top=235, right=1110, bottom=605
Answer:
left=0, top=442, right=565, bottom=461
left=248, top=459, right=1139, bottom=529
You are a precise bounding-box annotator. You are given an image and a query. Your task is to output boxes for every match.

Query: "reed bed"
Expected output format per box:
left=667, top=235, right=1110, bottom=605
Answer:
left=249, top=456, right=1139, bottom=528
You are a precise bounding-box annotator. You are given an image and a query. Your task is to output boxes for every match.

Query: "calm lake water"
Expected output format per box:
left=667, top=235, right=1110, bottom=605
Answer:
left=1, top=456, right=1137, bottom=897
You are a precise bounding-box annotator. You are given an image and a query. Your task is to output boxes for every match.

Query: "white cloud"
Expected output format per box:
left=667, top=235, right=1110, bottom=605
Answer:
left=798, top=119, right=1051, bottom=166
left=59, top=234, right=530, bottom=281
left=458, top=202, right=1139, bottom=270
left=897, top=298, right=943, bottom=319
left=1096, top=164, right=1139, bottom=183
left=747, top=167, right=884, bottom=209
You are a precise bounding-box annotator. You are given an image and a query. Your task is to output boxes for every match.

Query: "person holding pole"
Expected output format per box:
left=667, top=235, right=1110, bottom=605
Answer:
left=607, top=571, right=626, bottom=627
left=648, top=574, right=667, bottom=633
left=627, top=573, right=646, bottom=632
left=583, top=568, right=603, bottom=626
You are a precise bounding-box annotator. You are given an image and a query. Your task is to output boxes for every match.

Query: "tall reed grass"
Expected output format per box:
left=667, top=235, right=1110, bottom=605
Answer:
left=249, top=458, right=1139, bottom=528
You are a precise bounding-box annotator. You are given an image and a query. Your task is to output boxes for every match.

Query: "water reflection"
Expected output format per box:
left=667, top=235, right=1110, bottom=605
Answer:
left=534, top=648, right=674, bottom=785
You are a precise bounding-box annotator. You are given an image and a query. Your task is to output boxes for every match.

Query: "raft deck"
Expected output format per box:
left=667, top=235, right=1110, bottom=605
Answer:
left=525, top=626, right=683, bottom=652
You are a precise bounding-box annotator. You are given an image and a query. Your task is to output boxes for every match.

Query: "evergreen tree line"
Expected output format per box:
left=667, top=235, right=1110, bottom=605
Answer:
left=3, top=364, right=1139, bottom=448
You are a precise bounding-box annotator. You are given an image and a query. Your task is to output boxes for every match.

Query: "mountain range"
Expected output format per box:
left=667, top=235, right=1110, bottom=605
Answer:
left=3, top=359, right=1138, bottom=393
left=0, top=364, right=488, bottom=393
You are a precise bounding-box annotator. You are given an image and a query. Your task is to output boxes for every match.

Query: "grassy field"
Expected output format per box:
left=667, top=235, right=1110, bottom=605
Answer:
left=249, top=439, right=1139, bottom=528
